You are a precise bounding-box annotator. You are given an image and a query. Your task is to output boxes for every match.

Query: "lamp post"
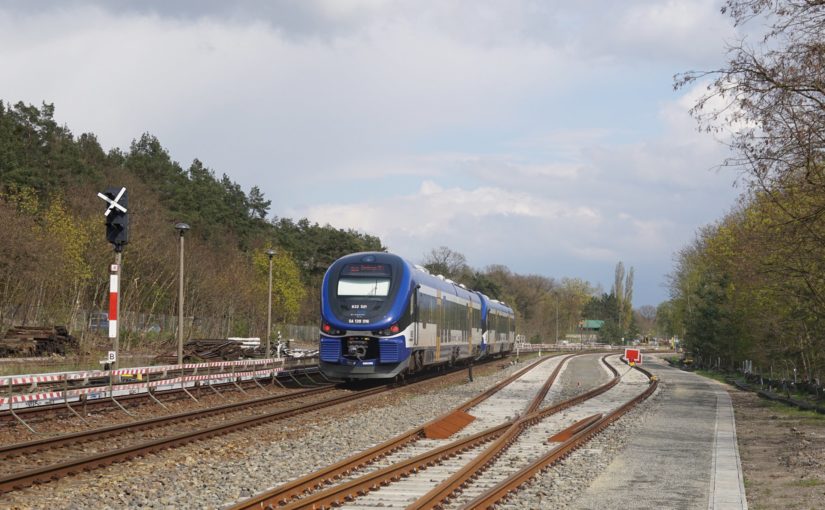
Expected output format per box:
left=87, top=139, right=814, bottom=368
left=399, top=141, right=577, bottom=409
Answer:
left=555, top=296, right=559, bottom=344
left=266, top=248, right=276, bottom=359
left=175, top=222, right=190, bottom=365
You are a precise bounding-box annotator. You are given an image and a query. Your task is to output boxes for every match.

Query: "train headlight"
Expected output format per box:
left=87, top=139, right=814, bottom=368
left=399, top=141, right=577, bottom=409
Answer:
left=322, top=322, right=344, bottom=336
left=376, top=323, right=401, bottom=336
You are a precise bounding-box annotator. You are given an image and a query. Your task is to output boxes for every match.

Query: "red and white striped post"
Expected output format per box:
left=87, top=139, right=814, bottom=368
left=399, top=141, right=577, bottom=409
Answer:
left=108, top=253, right=121, bottom=369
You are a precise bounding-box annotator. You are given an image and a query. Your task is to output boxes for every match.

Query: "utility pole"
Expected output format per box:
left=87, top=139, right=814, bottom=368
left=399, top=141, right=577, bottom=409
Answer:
left=555, top=297, right=559, bottom=344
left=266, top=248, right=276, bottom=359
left=175, top=223, right=190, bottom=365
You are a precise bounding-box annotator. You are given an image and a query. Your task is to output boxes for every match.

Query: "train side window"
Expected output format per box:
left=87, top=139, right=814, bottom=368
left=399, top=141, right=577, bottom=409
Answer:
left=419, top=293, right=436, bottom=329
left=421, top=293, right=427, bottom=329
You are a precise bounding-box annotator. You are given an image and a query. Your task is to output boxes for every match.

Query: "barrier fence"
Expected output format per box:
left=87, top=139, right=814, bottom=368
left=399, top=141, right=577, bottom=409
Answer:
left=0, top=357, right=321, bottom=411
left=516, top=343, right=615, bottom=352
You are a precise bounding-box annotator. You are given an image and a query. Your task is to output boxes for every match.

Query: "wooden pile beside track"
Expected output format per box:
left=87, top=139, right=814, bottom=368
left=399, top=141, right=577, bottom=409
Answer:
left=0, top=325, right=79, bottom=357
left=154, top=338, right=252, bottom=363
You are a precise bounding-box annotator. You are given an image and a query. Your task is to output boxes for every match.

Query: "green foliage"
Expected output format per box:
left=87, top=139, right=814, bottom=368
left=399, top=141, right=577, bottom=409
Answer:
left=252, top=248, right=306, bottom=327
left=0, top=101, right=103, bottom=193
left=0, top=100, right=386, bottom=339
left=271, top=217, right=385, bottom=284
left=469, top=272, right=503, bottom=299
left=42, top=196, right=93, bottom=283
left=667, top=189, right=825, bottom=375
left=670, top=0, right=825, bottom=380
left=583, top=292, right=623, bottom=344
left=420, top=248, right=604, bottom=344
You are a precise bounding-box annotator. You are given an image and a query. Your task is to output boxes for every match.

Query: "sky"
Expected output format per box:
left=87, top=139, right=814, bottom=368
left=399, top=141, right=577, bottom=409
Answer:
left=0, top=0, right=747, bottom=307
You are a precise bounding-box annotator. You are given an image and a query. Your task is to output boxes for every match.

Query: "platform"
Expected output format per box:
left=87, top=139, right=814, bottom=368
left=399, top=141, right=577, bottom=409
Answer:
left=570, top=355, right=748, bottom=510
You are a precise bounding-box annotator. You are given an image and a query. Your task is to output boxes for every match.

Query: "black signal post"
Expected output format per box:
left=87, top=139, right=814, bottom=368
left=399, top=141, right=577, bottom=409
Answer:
left=97, top=187, right=129, bottom=369
left=100, top=187, right=129, bottom=251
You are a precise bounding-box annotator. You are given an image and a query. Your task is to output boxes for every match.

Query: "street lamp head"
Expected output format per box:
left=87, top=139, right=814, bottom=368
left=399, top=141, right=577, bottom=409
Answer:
left=175, top=222, right=190, bottom=236
left=266, top=248, right=276, bottom=258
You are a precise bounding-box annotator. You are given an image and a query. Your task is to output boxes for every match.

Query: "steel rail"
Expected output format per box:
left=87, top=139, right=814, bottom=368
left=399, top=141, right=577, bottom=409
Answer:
left=524, top=354, right=576, bottom=414
left=0, top=385, right=336, bottom=459
left=0, top=385, right=391, bottom=493
left=226, top=355, right=563, bottom=510
left=408, top=355, right=621, bottom=510
left=461, top=363, right=659, bottom=509
left=231, top=354, right=599, bottom=510
left=0, top=356, right=513, bottom=494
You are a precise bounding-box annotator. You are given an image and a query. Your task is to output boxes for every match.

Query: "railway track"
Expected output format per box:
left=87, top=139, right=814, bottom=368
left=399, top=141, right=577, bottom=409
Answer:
left=229, top=354, right=655, bottom=510
left=226, top=353, right=573, bottom=509
left=0, top=357, right=515, bottom=494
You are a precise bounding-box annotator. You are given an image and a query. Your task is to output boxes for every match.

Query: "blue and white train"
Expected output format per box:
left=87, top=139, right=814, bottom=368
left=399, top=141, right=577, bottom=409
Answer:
left=319, top=252, right=516, bottom=380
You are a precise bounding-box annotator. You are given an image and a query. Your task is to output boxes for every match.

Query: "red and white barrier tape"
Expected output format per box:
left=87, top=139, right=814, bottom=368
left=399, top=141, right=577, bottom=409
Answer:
left=0, top=367, right=286, bottom=409
left=0, top=357, right=286, bottom=386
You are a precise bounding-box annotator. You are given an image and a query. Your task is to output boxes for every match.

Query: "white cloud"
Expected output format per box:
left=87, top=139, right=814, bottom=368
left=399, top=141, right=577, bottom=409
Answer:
left=299, top=179, right=601, bottom=241
left=0, top=0, right=743, bottom=305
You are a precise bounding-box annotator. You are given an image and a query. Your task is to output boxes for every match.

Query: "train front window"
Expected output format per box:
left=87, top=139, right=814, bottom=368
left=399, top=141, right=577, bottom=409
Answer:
left=337, top=277, right=391, bottom=297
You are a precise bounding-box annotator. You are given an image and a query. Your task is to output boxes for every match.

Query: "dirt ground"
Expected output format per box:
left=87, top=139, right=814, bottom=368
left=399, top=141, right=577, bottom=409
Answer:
left=731, top=388, right=825, bottom=510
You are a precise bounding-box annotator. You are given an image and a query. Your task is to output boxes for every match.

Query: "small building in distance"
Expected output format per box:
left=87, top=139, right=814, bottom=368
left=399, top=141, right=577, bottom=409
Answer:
left=577, top=319, right=604, bottom=344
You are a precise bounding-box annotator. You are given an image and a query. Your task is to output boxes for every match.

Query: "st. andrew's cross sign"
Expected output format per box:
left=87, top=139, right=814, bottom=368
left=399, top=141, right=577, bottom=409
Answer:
left=97, top=187, right=129, bottom=249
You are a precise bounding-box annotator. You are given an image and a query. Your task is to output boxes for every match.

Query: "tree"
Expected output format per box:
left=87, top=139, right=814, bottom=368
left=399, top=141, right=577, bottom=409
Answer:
left=656, top=301, right=680, bottom=339
left=677, top=0, right=825, bottom=311
left=0, top=100, right=392, bottom=341
left=248, top=186, right=271, bottom=220
left=609, top=261, right=635, bottom=339
left=677, top=1, right=825, bottom=197
left=469, top=272, right=502, bottom=299
left=583, top=293, right=621, bottom=344
left=253, top=248, right=305, bottom=326
left=635, top=305, right=657, bottom=337
left=672, top=1, right=825, bottom=378
left=421, top=246, right=470, bottom=282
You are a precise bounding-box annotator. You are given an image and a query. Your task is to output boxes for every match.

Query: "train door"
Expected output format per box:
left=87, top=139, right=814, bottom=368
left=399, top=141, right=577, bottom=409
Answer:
left=412, top=289, right=419, bottom=346
left=466, top=302, right=472, bottom=356
left=489, top=311, right=497, bottom=352
left=435, top=290, right=442, bottom=361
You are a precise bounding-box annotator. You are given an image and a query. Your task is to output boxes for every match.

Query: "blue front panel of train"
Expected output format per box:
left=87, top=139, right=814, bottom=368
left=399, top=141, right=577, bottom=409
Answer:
left=320, top=338, right=341, bottom=362
left=379, top=337, right=409, bottom=363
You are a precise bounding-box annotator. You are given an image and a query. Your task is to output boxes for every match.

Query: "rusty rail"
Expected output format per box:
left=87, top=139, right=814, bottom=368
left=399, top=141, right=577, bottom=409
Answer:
left=0, top=386, right=388, bottom=493
left=227, top=355, right=565, bottom=510
left=408, top=355, right=621, bottom=509
left=461, top=362, right=658, bottom=509
left=0, top=385, right=336, bottom=459
left=230, top=354, right=599, bottom=510
left=0, top=355, right=513, bottom=494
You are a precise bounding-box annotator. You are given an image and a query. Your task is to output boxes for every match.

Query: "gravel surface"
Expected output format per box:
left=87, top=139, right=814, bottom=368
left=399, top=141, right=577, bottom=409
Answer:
left=333, top=355, right=572, bottom=509
left=444, top=354, right=650, bottom=509
left=496, top=368, right=662, bottom=509
left=0, top=383, right=282, bottom=446
left=3, top=358, right=534, bottom=509
left=544, top=353, right=613, bottom=405
left=4, top=353, right=651, bottom=510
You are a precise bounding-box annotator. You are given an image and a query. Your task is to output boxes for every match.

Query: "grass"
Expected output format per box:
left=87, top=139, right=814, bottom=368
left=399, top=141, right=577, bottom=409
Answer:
left=694, top=369, right=730, bottom=384
left=692, top=369, right=825, bottom=422
left=787, top=479, right=825, bottom=488
left=761, top=400, right=825, bottom=423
